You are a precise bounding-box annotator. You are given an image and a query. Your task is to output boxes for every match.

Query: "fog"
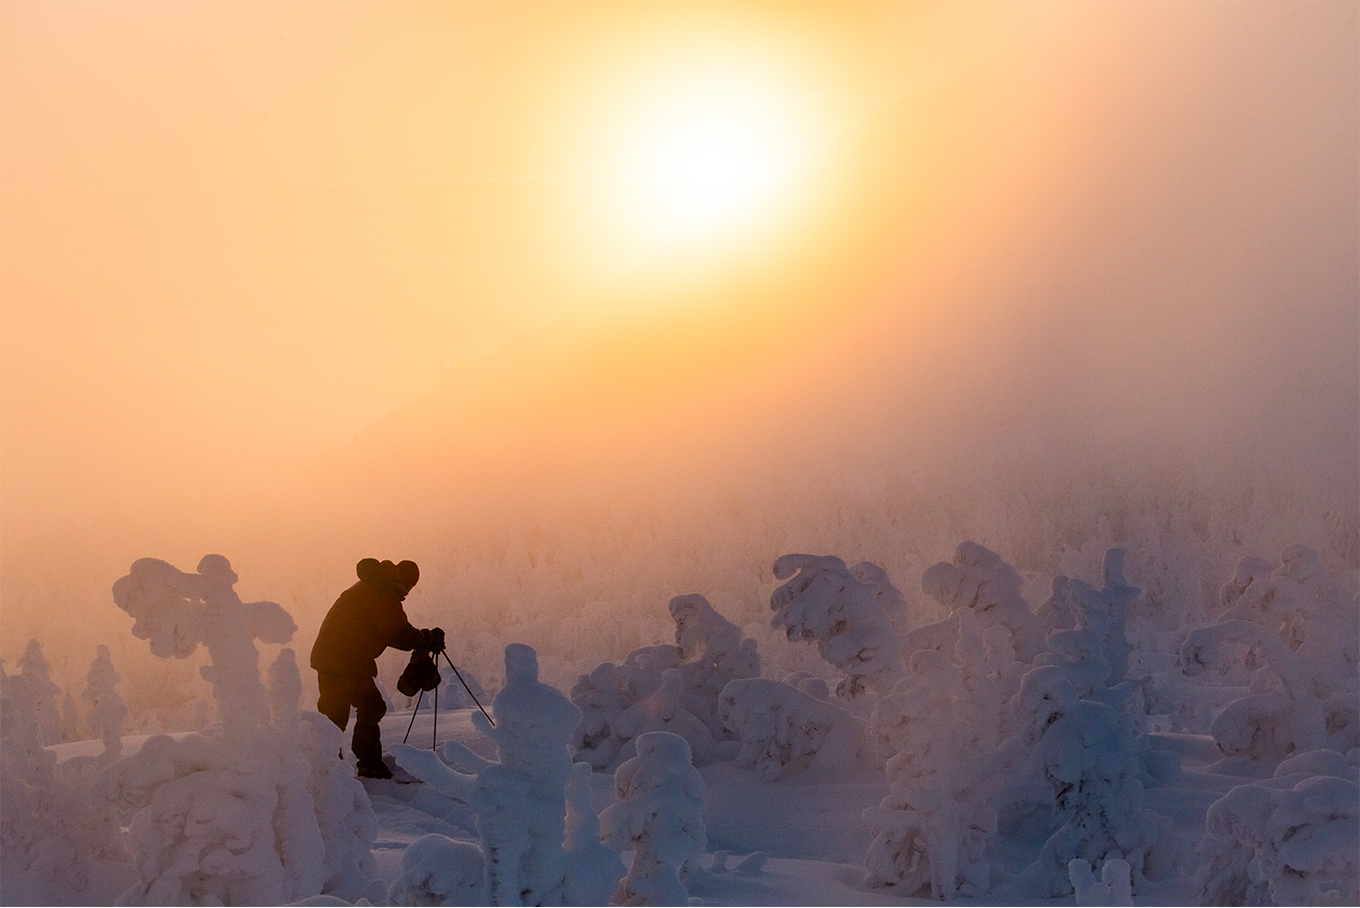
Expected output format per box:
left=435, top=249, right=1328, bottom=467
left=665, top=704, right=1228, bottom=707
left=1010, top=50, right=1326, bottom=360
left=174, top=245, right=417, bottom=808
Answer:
left=2, top=2, right=1355, bottom=711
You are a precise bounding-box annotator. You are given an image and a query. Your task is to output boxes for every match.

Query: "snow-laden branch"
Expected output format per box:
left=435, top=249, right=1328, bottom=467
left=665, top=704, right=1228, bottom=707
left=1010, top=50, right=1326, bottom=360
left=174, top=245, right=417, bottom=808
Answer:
left=770, top=554, right=902, bottom=700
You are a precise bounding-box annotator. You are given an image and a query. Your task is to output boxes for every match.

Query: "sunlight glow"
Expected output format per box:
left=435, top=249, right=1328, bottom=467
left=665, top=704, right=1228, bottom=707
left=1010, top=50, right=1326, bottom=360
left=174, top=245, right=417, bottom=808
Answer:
left=630, top=97, right=803, bottom=233
left=596, top=53, right=828, bottom=254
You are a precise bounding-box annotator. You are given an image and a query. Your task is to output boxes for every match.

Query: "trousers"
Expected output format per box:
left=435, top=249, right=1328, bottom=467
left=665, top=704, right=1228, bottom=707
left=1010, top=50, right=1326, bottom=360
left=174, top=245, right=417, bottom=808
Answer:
left=316, top=671, right=388, bottom=771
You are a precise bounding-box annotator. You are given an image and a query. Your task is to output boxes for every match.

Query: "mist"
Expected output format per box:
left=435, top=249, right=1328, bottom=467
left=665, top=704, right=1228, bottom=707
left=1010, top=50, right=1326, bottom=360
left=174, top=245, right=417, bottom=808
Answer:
left=2, top=2, right=1355, bottom=711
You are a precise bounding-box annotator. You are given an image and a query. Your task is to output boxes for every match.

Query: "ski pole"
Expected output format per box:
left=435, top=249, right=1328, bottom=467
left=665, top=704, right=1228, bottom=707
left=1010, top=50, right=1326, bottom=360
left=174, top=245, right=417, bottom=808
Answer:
left=441, top=650, right=495, bottom=727
left=402, top=688, right=424, bottom=744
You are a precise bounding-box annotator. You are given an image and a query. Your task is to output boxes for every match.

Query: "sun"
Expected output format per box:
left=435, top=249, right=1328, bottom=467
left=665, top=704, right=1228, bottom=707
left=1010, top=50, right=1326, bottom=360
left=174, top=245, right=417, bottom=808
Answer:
left=576, top=43, right=864, bottom=272
left=604, top=69, right=815, bottom=247
left=631, top=98, right=800, bottom=234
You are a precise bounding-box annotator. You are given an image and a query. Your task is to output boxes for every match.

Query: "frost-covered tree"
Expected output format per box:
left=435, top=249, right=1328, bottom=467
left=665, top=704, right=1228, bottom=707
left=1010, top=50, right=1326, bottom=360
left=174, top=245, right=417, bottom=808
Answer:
left=563, top=761, right=626, bottom=906
left=395, top=643, right=591, bottom=906
left=44, top=644, right=135, bottom=869
left=61, top=689, right=81, bottom=742
left=769, top=554, right=902, bottom=700
left=83, top=643, right=127, bottom=763
left=391, top=641, right=620, bottom=902
left=437, top=662, right=492, bottom=712
left=1194, top=749, right=1358, bottom=906
left=1204, top=545, right=1359, bottom=754
left=862, top=539, right=1073, bottom=902
left=667, top=593, right=761, bottom=738
left=1033, top=549, right=1145, bottom=731
left=270, top=646, right=383, bottom=901
left=112, top=554, right=296, bottom=731
left=1217, top=555, right=1288, bottom=634
left=908, top=542, right=1045, bottom=664
left=97, top=647, right=382, bottom=905
left=613, top=667, right=737, bottom=767
left=478, top=643, right=584, bottom=905
left=719, top=676, right=869, bottom=781
left=1007, top=666, right=1164, bottom=898
left=571, top=594, right=757, bottom=769
left=1219, top=546, right=1358, bottom=681
left=599, top=731, right=707, bottom=907
left=1, top=665, right=132, bottom=904
left=863, top=622, right=1006, bottom=900
left=17, top=638, right=63, bottom=744
left=295, top=706, right=382, bottom=900
left=99, top=557, right=382, bottom=906
left=570, top=657, right=664, bottom=770
left=1181, top=619, right=1328, bottom=762
left=387, top=833, right=487, bottom=906
left=1068, top=857, right=1133, bottom=907
left=849, top=560, right=910, bottom=636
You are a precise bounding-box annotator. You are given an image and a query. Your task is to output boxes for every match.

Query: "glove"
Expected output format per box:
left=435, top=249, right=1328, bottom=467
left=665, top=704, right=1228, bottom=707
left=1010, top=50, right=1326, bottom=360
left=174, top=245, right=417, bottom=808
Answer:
left=424, top=627, right=446, bottom=655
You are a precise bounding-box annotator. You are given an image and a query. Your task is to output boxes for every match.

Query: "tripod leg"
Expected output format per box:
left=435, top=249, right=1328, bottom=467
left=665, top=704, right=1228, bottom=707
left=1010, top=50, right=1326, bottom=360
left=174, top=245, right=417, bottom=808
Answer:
left=442, top=650, right=495, bottom=727
left=402, top=689, right=423, bottom=744
left=433, top=681, right=438, bottom=749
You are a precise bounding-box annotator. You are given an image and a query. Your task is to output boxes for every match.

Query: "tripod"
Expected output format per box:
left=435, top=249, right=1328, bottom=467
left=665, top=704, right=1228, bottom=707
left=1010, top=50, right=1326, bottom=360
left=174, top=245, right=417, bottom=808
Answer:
left=402, top=650, right=495, bottom=747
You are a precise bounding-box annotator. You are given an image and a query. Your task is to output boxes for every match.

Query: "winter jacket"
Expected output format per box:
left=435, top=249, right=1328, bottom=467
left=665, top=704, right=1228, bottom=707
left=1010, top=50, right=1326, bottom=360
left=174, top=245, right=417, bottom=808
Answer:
left=310, top=560, right=426, bottom=677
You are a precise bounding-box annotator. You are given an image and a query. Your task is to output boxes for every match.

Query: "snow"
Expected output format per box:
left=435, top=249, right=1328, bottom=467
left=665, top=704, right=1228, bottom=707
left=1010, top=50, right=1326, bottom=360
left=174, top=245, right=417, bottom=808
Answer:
left=3, top=544, right=1359, bottom=906
left=769, top=554, right=903, bottom=701
left=387, top=834, right=486, bottom=906
left=570, top=594, right=758, bottom=771
left=719, top=676, right=869, bottom=781
left=598, top=731, right=707, bottom=905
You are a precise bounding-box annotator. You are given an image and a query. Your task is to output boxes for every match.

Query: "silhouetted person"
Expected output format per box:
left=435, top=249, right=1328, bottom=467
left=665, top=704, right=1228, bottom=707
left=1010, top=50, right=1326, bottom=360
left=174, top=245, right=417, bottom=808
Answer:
left=311, top=558, right=443, bottom=778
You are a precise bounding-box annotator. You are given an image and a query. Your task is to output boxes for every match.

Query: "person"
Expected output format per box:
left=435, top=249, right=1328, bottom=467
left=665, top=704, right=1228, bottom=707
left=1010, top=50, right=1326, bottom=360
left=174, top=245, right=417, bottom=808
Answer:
left=310, top=557, right=444, bottom=778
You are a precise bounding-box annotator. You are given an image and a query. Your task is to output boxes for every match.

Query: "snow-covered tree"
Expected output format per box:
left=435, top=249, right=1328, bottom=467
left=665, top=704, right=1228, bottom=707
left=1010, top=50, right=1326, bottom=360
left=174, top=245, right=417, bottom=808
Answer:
left=1194, top=749, right=1358, bottom=906
left=571, top=594, right=757, bottom=770
left=769, top=554, right=902, bottom=700
left=863, top=626, right=1003, bottom=900
left=613, top=667, right=737, bottom=767
left=437, top=661, right=492, bottom=712
left=1, top=663, right=132, bottom=904
left=563, top=761, right=625, bottom=906
left=1007, top=666, right=1165, bottom=898
left=98, top=557, right=382, bottom=905
left=396, top=643, right=590, bottom=906
left=863, top=539, right=1086, bottom=902
left=908, top=541, right=1045, bottom=664
left=1036, top=549, right=1137, bottom=695
left=1181, top=618, right=1328, bottom=762
left=387, top=833, right=487, bottom=906
left=17, top=638, right=63, bottom=745
left=570, top=657, right=664, bottom=771
left=599, top=731, right=706, bottom=906
left=719, top=676, right=868, bottom=781
left=1068, top=857, right=1133, bottom=907
left=112, top=554, right=296, bottom=731
left=83, top=643, right=127, bottom=763
left=666, top=593, right=761, bottom=738
left=849, top=560, right=910, bottom=636
left=1204, top=545, right=1359, bottom=754
left=393, top=646, right=625, bottom=906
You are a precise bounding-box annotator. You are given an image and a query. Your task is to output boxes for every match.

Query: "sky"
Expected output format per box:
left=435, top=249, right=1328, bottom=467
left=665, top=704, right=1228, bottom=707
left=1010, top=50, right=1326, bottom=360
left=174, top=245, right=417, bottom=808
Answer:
left=0, top=0, right=985, bottom=524
left=2, top=1, right=1356, bottom=669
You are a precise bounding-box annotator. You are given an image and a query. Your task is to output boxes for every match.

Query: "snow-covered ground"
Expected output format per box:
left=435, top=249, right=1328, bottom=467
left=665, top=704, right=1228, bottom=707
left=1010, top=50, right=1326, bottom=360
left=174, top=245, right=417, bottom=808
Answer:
left=23, top=708, right=1335, bottom=906
left=3, top=544, right=1356, bottom=906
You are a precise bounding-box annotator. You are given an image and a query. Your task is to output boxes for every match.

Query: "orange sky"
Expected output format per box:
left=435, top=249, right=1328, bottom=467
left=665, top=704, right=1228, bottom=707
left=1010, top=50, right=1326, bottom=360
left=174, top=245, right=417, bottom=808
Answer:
left=0, top=1, right=995, bottom=524
left=2, top=2, right=1356, bottom=664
